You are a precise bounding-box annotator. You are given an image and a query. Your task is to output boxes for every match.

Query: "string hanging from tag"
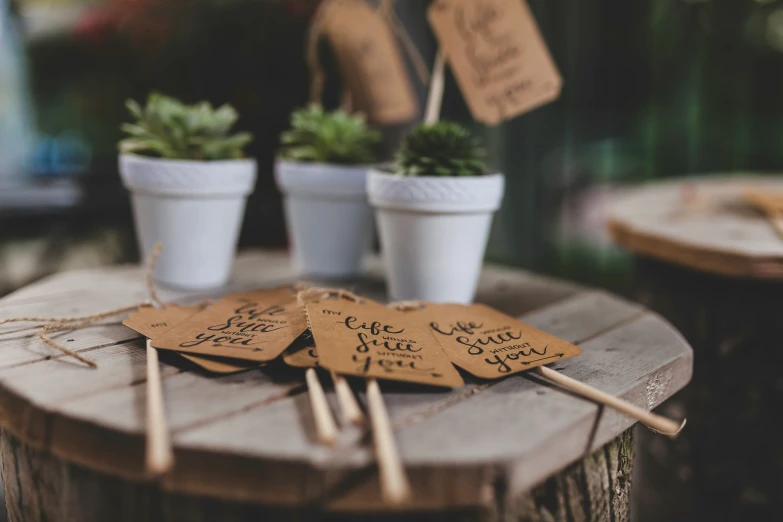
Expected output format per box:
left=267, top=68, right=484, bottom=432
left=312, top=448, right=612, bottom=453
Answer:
left=296, top=286, right=367, bottom=442
left=306, top=0, right=429, bottom=108
left=0, top=243, right=165, bottom=368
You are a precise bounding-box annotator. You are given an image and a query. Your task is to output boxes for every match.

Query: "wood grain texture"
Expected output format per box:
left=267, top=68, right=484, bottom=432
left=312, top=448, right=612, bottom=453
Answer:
left=0, top=251, right=692, bottom=517
left=608, top=175, right=783, bottom=279
left=630, top=257, right=783, bottom=522
left=1, top=428, right=633, bottom=522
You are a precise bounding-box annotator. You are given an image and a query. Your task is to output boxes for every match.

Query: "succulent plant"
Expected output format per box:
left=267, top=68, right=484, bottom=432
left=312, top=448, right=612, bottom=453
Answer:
left=395, top=121, right=486, bottom=177
left=278, top=105, right=380, bottom=165
left=119, top=92, right=253, bottom=160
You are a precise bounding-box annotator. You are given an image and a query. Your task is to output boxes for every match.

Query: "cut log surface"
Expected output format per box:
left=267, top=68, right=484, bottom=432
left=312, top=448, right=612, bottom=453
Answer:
left=608, top=175, right=783, bottom=279
left=0, top=252, right=692, bottom=520
left=609, top=176, right=783, bottom=521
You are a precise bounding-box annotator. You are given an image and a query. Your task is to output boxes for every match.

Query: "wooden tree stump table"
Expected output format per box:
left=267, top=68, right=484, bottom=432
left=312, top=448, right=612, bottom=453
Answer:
left=608, top=175, right=783, bottom=521
left=0, top=252, right=692, bottom=522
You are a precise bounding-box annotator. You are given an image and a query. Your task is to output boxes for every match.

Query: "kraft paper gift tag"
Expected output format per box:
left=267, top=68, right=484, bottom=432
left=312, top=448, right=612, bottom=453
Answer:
left=412, top=303, right=581, bottom=379
left=306, top=297, right=464, bottom=388
left=124, top=305, right=262, bottom=374
left=321, top=0, right=418, bottom=124
left=151, top=287, right=307, bottom=362
left=427, top=0, right=562, bottom=125
left=282, top=330, right=319, bottom=368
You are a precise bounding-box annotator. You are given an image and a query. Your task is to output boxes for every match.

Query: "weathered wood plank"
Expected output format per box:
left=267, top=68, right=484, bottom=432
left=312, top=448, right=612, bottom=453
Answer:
left=0, top=288, right=623, bottom=506
left=1, top=428, right=632, bottom=522
left=0, top=252, right=692, bottom=516
left=608, top=175, right=783, bottom=279
left=163, top=291, right=654, bottom=507
left=0, top=340, right=181, bottom=446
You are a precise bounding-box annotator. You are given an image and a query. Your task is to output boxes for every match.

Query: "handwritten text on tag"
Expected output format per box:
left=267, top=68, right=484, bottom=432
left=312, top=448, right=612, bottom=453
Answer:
left=123, top=305, right=262, bottom=373
left=307, top=298, right=464, bottom=388
left=421, top=303, right=581, bottom=378
left=151, top=287, right=306, bottom=362
left=322, top=0, right=418, bottom=124
left=428, top=0, right=562, bottom=125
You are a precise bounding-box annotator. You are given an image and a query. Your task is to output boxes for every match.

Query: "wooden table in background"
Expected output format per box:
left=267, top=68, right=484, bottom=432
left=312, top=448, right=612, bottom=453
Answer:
left=0, top=252, right=692, bottom=522
left=609, top=175, right=783, bottom=522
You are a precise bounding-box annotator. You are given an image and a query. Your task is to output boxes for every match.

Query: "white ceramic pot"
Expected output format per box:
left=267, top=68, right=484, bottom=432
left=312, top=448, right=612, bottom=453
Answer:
left=275, top=160, right=374, bottom=278
left=119, top=154, right=256, bottom=289
left=368, top=170, right=505, bottom=304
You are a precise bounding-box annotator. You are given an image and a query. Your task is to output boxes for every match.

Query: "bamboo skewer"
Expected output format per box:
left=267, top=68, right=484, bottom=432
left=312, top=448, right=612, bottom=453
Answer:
left=535, top=366, right=685, bottom=438
left=423, top=50, right=446, bottom=125
left=145, top=339, right=174, bottom=474
left=305, top=368, right=339, bottom=445
left=330, top=371, right=365, bottom=426
left=366, top=378, right=412, bottom=505
left=743, top=189, right=783, bottom=240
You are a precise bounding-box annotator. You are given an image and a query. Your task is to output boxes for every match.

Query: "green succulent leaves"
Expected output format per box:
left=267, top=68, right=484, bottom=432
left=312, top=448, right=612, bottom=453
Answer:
left=119, top=92, right=253, bottom=160
left=395, top=121, right=486, bottom=177
left=278, top=105, right=380, bottom=165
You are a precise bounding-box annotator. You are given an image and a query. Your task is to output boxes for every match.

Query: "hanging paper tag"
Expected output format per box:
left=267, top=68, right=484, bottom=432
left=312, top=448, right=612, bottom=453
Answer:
left=124, top=305, right=262, bottom=374
left=151, top=287, right=307, bottom=362
left=307, top=297, right=464, bottom=388
left=427, top=0, right=562, bottom=125
left=282, top=330, right=319, bottom=369
left=420, top=303, right=581, bottom=378
left=322, top=0, right=418, bottom=123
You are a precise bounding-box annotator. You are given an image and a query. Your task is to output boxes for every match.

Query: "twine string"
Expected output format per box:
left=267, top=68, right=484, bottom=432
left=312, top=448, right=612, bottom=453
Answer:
left=296, top=286, right=363, bottom=332
left=0, top=242, right=165, bottom=368
left=387, top=300, right=426, bottom=312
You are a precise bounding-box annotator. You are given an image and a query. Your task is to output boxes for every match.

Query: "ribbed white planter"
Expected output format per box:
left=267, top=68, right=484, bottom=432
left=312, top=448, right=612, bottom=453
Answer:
left=275, top=160, right=374, bottom=278
left=368, top=170, right=505, bottom=304
left=119, top=154, right=256, bottom=289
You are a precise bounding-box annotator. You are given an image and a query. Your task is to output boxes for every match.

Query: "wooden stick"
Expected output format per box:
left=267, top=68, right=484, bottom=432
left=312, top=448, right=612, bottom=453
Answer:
left=366, top=378, right=411, bottom=505
left=145, top=339, right=174, bottom=474
left=330, top=371, right=365, bottom=426
left=305, top=368, right=338, bottom=445
left=535, top=366, right=685, bottom=438
left=423, top=50, right=446, bottom=125
left=771, top=215, right=783, bottom=240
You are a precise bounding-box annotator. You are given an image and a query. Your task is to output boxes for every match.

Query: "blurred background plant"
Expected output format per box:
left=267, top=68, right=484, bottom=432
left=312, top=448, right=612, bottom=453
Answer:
left=120, top=93, right=253, bottom=160
left=6, top=0, right=783, bottom=292
left=278, top=105, right=380, bottom=165
left=395, top=122, right=485, bottom=177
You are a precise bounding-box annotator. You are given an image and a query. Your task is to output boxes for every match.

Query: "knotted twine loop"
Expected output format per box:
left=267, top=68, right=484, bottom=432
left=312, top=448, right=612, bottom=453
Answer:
left=387, top=300, right=427, bottom=312
left=296, top=286, right=364, bottom=332
left=0, top=242, right=165, bottom=368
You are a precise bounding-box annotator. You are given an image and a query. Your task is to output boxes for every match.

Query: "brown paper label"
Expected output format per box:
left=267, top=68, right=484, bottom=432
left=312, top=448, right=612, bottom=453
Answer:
left=307, top=298, right=464, bottom=388
left=420, top=303, right=581, bottom=379
left=123, top=305, right=262, bottom=373
left=322, top=0, right=418, bottom=123
left=428, top=0, right=562, bottom=125
left=150, top=287, right=307, bottom=362
left=282, top=331, right=319, bottom=369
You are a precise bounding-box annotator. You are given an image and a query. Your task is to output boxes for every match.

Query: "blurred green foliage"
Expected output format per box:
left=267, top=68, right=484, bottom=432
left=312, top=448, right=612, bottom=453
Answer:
left=395, top=121, right=485, bottom=177
left=278, top=105, right=380, bottom=165
left=120, top=92, right=252, bottom=160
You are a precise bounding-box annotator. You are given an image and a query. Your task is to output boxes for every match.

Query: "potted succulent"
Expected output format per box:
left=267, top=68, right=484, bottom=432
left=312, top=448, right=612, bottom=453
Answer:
left=275, top=105, right=380, bottom=277
left=368, top=122, right=505, bottom=303
left=119, top=93, right=255, bottom=289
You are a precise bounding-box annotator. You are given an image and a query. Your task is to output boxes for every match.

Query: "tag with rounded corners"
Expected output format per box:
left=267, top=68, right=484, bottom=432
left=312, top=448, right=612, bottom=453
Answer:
left=307, top=296, right=464, bottom=388
left=427, top=0, right=562, bottom=125
left=322, top=0, right=418, bottom=123
left=124, top=304, right=263, bottom=373
left=404, top=302, right=581, bottom=379
left=150, top=287, right=307, bottom=362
